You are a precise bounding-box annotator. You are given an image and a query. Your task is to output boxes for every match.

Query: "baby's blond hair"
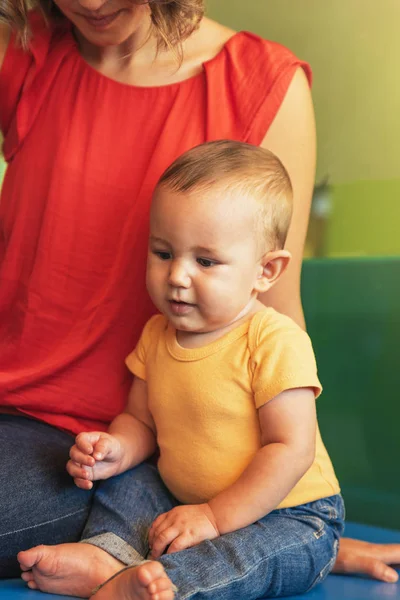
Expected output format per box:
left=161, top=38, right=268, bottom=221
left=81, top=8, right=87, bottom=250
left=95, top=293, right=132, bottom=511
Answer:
left=158, top=140, right=293, bottom=251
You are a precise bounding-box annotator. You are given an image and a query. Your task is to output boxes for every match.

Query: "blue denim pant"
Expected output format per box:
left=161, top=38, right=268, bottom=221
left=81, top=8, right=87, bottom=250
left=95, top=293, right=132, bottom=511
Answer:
left=1, top=416, right=344, bottom=598
left=82, top=462, right=344, bottom=599
left=0, top=415, right=95, bottom=577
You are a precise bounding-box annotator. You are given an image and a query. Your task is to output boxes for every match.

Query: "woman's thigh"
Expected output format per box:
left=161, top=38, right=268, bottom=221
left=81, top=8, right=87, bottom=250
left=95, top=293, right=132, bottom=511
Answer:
left=0, top=415, right=94, bottom=577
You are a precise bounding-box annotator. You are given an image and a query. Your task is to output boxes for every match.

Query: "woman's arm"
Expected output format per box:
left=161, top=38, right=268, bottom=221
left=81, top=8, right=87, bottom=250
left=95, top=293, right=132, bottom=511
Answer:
left=0, top=23, right=11, bottom=72
left=259, top=67, right=316, bottom=329
left=259, top=68, right=400, bottom=582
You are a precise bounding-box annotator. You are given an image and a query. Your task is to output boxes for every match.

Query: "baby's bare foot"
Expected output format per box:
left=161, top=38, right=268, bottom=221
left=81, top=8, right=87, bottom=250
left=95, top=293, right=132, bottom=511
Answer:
left=18, top=542, right=123, bottom=597
left=93, top=561, right=175, bottom=600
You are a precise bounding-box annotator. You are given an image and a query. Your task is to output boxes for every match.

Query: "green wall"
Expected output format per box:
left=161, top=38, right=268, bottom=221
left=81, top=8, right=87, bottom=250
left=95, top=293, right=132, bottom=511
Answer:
left=206, top=0, right=400, bottom=257
left=330, top=179, right=400, bottom=256
left=302, top=257, right=400, bottom=528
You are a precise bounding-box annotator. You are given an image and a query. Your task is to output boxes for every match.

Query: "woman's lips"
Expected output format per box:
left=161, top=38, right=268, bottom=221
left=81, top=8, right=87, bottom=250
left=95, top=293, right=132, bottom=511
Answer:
left=82, top=10, right=122, bottom=29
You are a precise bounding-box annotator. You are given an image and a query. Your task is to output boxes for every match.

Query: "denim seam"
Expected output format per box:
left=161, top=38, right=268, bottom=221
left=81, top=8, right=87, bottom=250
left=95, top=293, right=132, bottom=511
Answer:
left=296, top=515, right=325, bottom=539
left=317, top=504, right=338, bottom=519
left=304, top=538, right=339, bottom=593
left=0, top=507, right=88, bottom=537
left=179, top=537, right=311, bottom=599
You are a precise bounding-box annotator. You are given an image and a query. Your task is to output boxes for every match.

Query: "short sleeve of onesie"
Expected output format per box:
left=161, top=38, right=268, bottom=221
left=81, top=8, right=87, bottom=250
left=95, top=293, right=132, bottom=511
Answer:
left=249, top=310, right=322, bottom=409
left=125, top=314, right=166, bottom=381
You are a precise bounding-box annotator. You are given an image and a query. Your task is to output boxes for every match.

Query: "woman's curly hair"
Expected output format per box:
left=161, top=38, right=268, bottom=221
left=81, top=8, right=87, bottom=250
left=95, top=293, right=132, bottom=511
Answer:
left=0, top=0, right=204, bottom=54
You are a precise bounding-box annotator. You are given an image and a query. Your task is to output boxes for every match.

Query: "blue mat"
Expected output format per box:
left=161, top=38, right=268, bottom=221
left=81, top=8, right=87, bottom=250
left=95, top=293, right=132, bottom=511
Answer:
left=1, top=523, right=399, bottom=599
left=0, top=580, right=77, bottom=600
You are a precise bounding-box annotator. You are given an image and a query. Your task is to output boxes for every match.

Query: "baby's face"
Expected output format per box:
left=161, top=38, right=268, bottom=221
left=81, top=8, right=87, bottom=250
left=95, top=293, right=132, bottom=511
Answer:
left=146, top=185, right=263, bottom=335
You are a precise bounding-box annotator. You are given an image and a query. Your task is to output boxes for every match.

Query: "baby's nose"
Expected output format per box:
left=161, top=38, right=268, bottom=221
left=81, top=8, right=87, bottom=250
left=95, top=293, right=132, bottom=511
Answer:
left=168, top=261, right=191, bottom=288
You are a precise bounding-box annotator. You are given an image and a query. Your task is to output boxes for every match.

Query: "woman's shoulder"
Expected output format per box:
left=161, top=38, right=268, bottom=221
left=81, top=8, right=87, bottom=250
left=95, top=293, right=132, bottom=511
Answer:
left=0, top=10, right=74, bottom=151
left=196, top=19, right=311, bottom=146
left=1, top=10, right=72, bottom=75
left=193, top=18, right=310, bottom=82
left=183, top=18, right=235, bottom=64
left=215, top=29, right=311, bottom=91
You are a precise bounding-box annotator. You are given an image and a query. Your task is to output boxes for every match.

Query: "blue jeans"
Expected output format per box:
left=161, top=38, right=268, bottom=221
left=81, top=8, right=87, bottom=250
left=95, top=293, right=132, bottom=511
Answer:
left=82, top=462, right=344, bottom=599
left=1, top=416, right=344, bottom=598
left=0, top=415, right=94, bottom=577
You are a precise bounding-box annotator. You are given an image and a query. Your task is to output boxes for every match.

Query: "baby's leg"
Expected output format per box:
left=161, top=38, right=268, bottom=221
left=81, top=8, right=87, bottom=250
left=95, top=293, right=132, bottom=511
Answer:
left=0, top=415, right=93, bottom=577
left=156, top=494, right=345, bottom=599
left=81, top=461, right=179, bottom=564
left=19, top=461, right=179, bottom=597
left=89, top=493, right=345, bottom=600
left=19, top=464, right=344, bottom=599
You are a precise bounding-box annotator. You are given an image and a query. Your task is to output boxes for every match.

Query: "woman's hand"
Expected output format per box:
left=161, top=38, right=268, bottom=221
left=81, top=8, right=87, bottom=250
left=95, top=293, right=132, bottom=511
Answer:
left=148, top=504, right=220, bottom=558
left=67, top=431, right=124, bottom=489
left=334, top=537, right=400, bottom=582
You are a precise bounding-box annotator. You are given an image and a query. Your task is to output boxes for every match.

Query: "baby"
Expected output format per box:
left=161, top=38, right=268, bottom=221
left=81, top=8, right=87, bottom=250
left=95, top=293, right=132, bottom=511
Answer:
left=66, top=140, right=344, bottom=599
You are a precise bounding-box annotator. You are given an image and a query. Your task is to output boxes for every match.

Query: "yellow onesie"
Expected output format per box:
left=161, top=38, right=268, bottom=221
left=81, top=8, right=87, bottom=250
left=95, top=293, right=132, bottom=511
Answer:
left=126, top=308, right=340, bottom=507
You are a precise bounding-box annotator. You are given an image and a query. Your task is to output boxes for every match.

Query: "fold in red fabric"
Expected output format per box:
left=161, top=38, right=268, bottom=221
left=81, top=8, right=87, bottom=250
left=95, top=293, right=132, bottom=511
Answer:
left=0, top=13, right=311, bottom=433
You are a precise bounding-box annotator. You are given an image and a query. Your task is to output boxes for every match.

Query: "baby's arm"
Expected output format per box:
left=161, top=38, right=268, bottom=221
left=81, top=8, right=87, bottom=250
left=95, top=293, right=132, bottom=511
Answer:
left=67, top=376, right=157, bottom=489
left=149, top=387, right=315, bottom=556
left=208, top=386, right=316, bottom=532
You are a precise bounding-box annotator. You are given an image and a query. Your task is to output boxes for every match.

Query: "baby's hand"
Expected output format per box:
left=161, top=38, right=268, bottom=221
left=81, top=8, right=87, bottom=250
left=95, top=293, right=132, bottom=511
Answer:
left=67, top=431, right=123, bottom=490
left=148, top=504, right=220, bottom=558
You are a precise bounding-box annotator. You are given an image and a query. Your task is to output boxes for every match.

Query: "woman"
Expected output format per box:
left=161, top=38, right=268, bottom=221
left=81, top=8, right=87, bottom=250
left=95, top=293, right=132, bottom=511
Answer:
left=0, top=0, right=399, bottom=595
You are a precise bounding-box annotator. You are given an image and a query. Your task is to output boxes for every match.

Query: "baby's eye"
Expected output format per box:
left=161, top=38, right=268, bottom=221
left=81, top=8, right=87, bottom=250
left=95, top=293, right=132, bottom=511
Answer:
left=197, top=257, right=217, bottom=268
left=154, top=251, right=171, bottom=260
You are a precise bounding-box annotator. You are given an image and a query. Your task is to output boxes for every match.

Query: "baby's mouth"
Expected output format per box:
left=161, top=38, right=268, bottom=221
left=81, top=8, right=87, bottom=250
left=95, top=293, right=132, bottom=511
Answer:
left=168, top=300, right=195, bottom=315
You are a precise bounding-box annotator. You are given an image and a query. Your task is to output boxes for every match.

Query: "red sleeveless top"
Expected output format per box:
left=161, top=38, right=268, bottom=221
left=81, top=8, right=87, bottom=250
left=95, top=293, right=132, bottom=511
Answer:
left=0, top=14, right=311, bottom=434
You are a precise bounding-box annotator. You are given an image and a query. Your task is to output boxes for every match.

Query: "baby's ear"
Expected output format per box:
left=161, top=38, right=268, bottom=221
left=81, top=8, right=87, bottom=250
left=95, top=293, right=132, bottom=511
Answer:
left=254, top=250, right=291, bottom=293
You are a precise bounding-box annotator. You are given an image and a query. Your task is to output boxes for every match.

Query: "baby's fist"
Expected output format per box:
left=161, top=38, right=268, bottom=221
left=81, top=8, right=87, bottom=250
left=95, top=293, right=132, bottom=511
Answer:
left=67, top=431, right=122, bottom=489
